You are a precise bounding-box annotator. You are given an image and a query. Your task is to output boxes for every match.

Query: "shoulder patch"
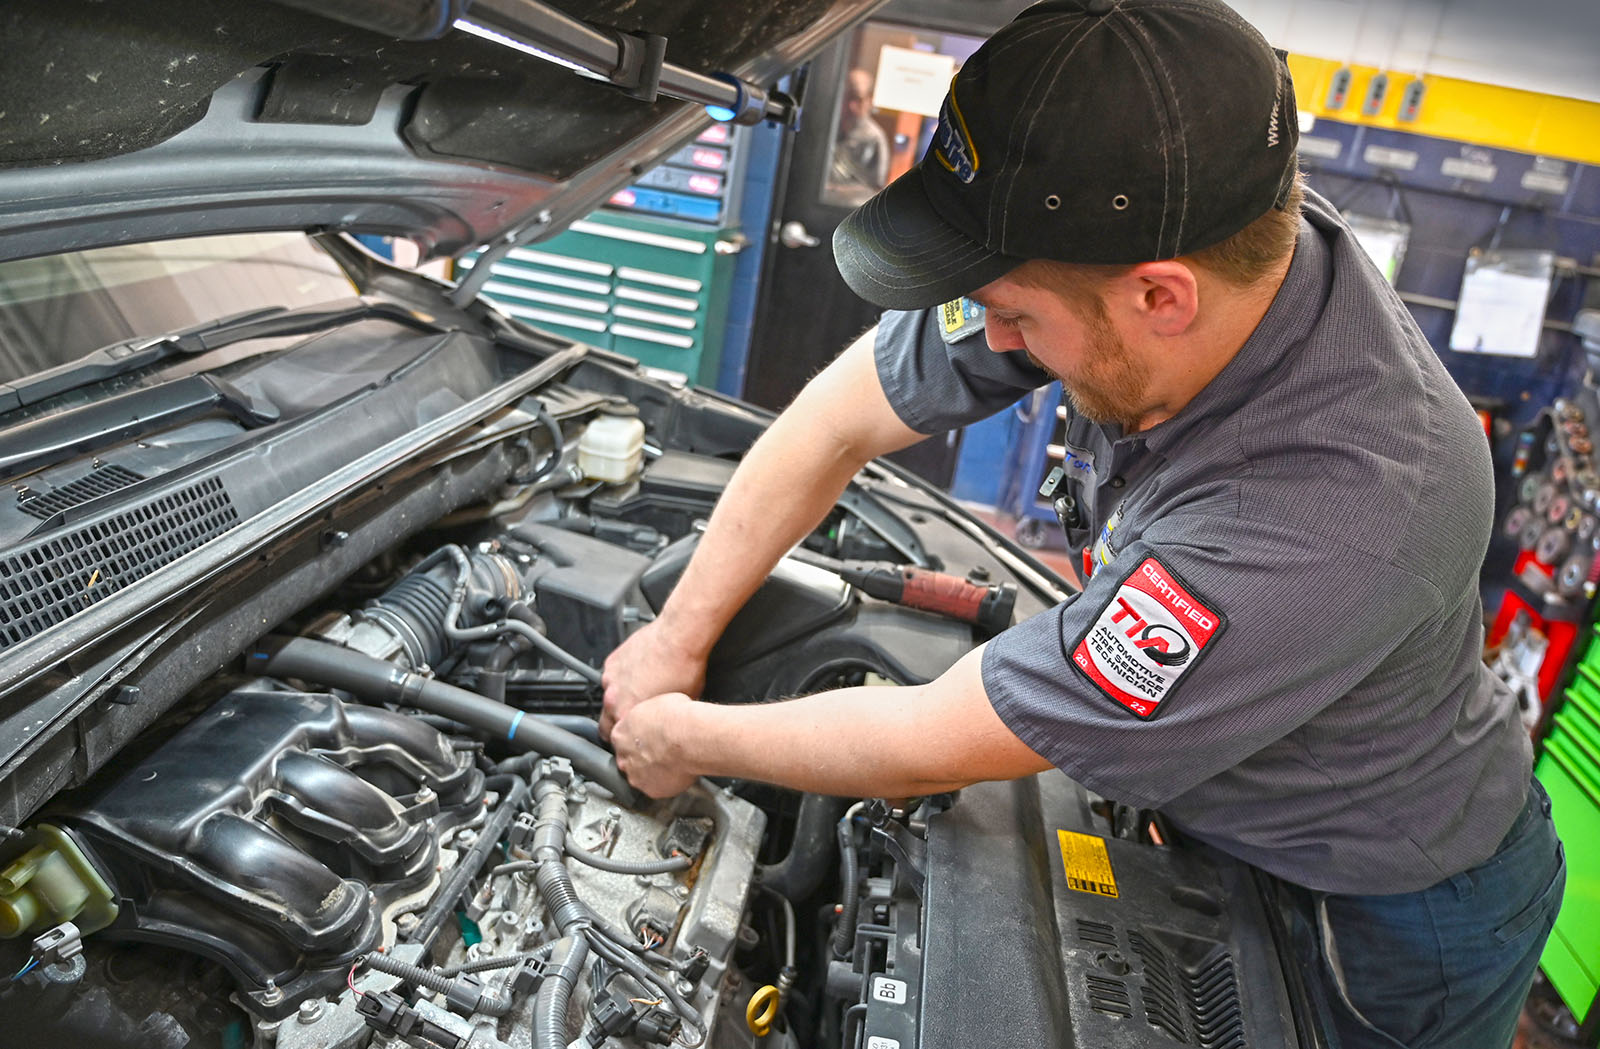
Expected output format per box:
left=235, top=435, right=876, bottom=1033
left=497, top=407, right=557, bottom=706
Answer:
left=1070, top=557, right=1225, bottom=719
left=938, top=297, right=986, bottom=344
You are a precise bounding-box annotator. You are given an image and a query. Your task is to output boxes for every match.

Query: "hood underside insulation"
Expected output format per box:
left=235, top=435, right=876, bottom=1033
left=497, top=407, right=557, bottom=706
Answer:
left=0, top=0, right=832, bottom=179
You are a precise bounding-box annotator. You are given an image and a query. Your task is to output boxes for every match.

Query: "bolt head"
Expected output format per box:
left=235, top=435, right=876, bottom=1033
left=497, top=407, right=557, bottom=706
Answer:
left=297, top=1000, right=324, bottom=1024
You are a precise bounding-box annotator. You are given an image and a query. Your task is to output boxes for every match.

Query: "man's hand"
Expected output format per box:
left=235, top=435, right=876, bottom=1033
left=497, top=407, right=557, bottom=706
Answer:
left=612, top=692, right=700, bottom=798
left=608, top=646, right=1055, bottom=800
left=600, top=621, right=707, bottom=742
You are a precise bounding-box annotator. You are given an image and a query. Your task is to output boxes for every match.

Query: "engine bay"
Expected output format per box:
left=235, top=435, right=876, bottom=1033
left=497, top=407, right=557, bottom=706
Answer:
left=0, top=327, right=1307, bottom=1049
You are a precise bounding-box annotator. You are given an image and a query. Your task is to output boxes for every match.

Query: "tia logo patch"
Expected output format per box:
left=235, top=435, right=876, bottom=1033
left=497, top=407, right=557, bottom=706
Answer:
left=1071, top=557, right=1224, bottom=719
left=933, top=81, right=980, bottom=184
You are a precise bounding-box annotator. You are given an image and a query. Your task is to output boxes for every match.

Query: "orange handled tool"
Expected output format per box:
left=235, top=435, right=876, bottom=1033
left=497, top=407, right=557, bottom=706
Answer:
left=836, top=563, right=1016, bottom=635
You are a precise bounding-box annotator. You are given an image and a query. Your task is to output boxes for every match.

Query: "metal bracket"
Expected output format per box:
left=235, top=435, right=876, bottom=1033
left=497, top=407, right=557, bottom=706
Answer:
left=449, top=210, right=553, bottom=309
left=864, top=800, right=926, bottom=900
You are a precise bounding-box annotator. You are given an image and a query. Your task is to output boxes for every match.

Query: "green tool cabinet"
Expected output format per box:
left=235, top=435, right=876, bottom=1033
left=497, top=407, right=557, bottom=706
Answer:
left=459, top=211, right=738, bottom=387
left=1541, top=643, right=1600, bottom=1033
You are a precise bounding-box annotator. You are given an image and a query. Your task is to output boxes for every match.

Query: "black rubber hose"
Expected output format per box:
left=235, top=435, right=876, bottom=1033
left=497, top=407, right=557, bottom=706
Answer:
left=504, top=601, right=603, bottom=685
left=759, top=794, right=850, bottom=901
left=515, top=402, right=565, bottom=486
left=534, top=935, right=589, bottom=1049
left=406, top=774, right=529, bottom=948
left=543, top=715, right=602, bottom=744
left=476, top=638, right=521, bottom=704
left=832, top=816, right=861, bottom=960
left=565, top=835, right=693, bottom=876
left=249, top=636, right=636, bottom=805
left=487, top=715, right=603, bottom=749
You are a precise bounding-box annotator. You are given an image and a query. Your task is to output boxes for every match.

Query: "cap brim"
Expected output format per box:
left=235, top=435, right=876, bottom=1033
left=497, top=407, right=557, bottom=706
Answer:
left=833, top=168, right=1021, bottom=311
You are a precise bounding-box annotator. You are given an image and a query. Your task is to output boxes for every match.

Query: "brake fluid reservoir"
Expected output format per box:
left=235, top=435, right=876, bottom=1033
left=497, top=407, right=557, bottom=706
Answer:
left=578, top=405, right=645, bottom=483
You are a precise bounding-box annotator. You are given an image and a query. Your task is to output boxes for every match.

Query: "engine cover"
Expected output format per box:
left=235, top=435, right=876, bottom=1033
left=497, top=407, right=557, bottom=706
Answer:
left=46, top=686, right=483, bottom=1015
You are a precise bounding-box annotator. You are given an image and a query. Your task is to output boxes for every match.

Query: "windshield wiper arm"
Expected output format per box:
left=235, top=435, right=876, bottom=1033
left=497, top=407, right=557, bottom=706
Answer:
left=0, top=375, right=280, bottom=481
left=2, top=300, right=450, bottom=412
left=2, top=307, right=289, bottom=412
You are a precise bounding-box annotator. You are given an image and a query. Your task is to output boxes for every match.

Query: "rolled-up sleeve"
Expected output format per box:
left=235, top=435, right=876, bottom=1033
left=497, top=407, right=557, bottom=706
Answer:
left=874, top=308, right=1049, bottom=435
left=981, top=512, right=1439, bottom=808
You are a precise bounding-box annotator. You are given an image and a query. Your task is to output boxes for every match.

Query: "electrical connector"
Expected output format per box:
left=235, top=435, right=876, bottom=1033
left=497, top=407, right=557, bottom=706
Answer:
left=635, top=1005, right=683, bottom=1045
left=442, top=973, right=486, bottom=1016
left=31, top=922, right=81, bottom=967
left=681, top=947, right=709, bottom=984
left=356, top=990, right=466, bottom=1049
left=585, top=989, right=637, bottom=1047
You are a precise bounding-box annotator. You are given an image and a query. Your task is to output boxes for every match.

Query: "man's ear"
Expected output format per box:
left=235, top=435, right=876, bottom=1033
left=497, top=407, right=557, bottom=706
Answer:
left=1108, top=261, right=1199, bottom=337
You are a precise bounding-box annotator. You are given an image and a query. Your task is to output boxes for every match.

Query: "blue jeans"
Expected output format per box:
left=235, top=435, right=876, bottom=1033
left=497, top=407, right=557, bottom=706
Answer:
left=1289, top=778, right=1566, bottom=1049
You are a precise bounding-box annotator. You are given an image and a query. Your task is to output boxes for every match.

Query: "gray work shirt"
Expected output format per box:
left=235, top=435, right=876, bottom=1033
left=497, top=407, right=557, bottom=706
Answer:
left=874, top=189, right=1532, bottom=894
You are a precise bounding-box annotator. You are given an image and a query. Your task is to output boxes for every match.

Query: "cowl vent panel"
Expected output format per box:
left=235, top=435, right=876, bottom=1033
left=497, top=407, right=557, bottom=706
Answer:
left=17, top=465, right=145, bottom=520
left=0, top=475, right=238, bottom=649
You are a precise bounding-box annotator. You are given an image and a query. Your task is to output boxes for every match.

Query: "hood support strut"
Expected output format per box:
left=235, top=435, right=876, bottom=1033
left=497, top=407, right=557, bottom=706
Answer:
left=275, top=0, right=799, bottom=128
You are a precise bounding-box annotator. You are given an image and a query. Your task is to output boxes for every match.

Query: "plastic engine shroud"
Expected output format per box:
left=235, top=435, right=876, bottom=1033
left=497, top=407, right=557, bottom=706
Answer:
left=47, top=686, right=484, bottom=1015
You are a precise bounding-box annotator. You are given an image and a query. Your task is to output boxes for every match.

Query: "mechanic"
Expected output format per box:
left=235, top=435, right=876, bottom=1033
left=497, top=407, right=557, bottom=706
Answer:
left=603, top=2, right=1565, bottom=1047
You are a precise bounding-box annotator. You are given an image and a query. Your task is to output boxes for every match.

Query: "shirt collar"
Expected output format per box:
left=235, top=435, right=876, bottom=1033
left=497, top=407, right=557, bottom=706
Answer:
left=1130, top=216, right=1333, bottom=456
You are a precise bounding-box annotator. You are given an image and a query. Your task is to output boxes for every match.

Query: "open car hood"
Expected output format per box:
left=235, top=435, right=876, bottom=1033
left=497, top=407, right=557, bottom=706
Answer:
left=0, top=0, right=881, bottom=264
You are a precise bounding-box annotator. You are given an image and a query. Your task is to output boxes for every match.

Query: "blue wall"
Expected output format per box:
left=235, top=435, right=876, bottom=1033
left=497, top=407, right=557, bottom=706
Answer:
left=1299, top=118, right=1600, bottom=427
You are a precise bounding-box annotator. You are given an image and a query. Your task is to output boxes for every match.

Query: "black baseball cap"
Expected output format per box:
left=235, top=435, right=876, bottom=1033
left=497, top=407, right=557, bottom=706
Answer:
left=833, top=0, right=1300, bottom=310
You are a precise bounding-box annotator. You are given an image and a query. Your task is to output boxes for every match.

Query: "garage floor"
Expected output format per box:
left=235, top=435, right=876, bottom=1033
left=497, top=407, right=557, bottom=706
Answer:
left=1520, top=976, right=1591, bottom=1049
left=973, top=507, right=1080, bottom=587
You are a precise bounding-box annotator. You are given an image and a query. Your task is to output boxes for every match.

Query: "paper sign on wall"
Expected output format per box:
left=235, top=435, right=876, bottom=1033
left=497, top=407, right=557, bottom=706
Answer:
left=872, top=45, right=956, bottom=118
left=1450, top=250, right=1556, bottom=359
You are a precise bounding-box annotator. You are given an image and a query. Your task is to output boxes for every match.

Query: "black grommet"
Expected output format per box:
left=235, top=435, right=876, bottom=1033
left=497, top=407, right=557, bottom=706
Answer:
left=1045, top=194, right=1062, bottom=210
left=1112, top=194, right=1130, bottom=210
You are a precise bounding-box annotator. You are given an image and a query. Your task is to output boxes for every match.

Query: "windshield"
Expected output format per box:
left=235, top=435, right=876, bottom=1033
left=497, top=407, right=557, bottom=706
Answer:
left=0, top=234, right=356, bottom=385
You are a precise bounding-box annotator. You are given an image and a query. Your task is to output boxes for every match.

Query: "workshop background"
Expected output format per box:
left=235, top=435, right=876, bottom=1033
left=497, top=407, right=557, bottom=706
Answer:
left=443, top=0, right=1600, bottom=1042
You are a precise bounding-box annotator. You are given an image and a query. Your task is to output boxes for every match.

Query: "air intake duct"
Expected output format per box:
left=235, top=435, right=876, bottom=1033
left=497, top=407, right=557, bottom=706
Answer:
left=362, top=545, right=531, bottom=668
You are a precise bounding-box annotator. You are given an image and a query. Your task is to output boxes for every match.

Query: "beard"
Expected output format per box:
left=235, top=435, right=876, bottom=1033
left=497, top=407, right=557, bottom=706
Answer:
left=1025, top=303, right=1151, bottom=429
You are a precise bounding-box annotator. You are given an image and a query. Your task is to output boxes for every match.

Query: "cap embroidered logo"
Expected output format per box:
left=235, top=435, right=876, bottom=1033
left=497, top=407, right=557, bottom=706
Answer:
left=933, top=83, right=980, bottom=184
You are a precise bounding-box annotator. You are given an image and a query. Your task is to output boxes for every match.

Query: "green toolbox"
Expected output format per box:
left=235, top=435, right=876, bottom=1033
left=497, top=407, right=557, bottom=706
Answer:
left=459, top=210, right=739, bottom=388
left=1540, top=646, right=1600, bottom=1031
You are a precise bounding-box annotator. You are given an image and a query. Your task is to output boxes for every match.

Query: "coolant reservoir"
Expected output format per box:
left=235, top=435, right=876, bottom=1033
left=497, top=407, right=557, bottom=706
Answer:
left=578, top=404, right=646, bottom=483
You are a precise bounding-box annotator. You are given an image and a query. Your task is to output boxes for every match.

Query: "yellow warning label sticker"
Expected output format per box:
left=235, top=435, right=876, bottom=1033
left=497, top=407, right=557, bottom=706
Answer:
left=1058, top=830, right=1119, bottom=898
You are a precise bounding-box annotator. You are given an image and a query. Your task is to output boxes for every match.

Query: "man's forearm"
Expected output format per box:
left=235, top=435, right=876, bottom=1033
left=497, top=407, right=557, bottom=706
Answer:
left=653, top=327, right=922, bottom=657
left=651, top=648, right=1055, bottom=797
left=655, top=412, right=869, bottom=657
